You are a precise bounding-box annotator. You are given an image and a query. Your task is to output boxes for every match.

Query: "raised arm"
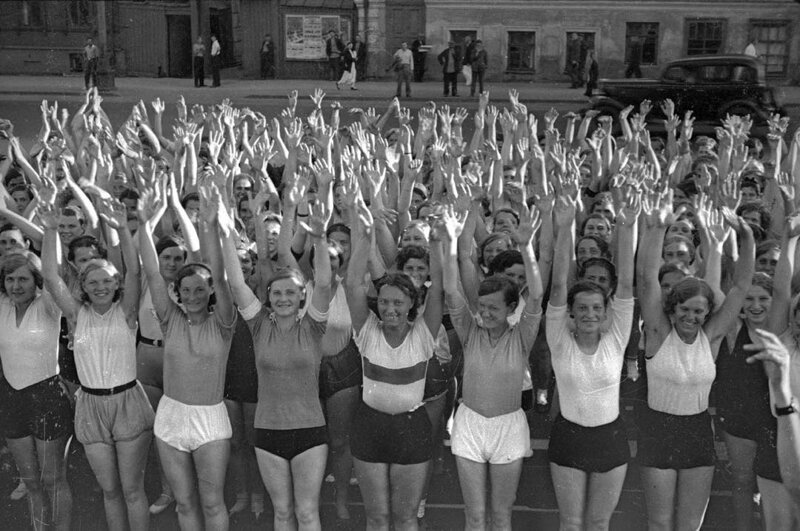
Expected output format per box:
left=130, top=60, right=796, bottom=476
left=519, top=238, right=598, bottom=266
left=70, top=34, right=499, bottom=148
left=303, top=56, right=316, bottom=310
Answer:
left=137, top=183, right=172, bottom=320
left=344, top=176, right=371, bottom=334
left=301, top=201, right=332, bottom=313
left=768, top=214, right=800, bottom=335
left=550, top=195, right=577, bottom=307
left=638, top=190, right=675, bottom=346
left=614, top=189, right=639, bottom=299
left=97, top=197, right=140, bottom=319
left=39, top=199, right=79, bottom=322
left=197, top=184, right=235, bottom=325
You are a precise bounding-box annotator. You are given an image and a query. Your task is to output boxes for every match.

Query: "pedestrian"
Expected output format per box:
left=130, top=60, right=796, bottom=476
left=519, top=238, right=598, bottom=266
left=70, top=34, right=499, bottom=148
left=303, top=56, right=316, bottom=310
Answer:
left=412, top=34, right=427, bottom=82
left=566, top=34, right=583, bottom=88
left=625, top=35, right=642, bottom=78
left=584, top=49, right=598, bottom=98
left=470, top=40, right=487, bottom=97
left=192, top=36, right=205, bottom=87
left=438, top=41, right=462, bottom=97
left=462, top=35, right=475, bottom=88
left=326, top=31, right=344, bottom=82
left=392, top=42, right=414, bottom=98
left=260, top=34, right=275, bottom=79
left=353, top=34, right=367, bottom=81
left=336, top=42, right=358, bottom=91
left=83, top=37, right=99, bottom=90
left=210, top=34, right=222, bottom=87
left=744, top=36, right=759, bottom=59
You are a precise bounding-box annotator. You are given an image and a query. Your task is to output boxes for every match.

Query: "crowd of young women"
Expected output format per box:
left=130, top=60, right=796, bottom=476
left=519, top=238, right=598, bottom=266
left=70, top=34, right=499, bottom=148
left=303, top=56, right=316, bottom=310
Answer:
left=1, top=86, right=800, bottom=531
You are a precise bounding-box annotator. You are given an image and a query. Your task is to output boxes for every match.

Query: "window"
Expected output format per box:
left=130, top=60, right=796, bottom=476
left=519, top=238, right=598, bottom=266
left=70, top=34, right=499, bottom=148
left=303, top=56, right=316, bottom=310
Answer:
left=68, top=0, right=90, bottom=27
left=21, top=0, right=44, bottom=27
left=566, top=32, right=595, bottom=68
left=626, top=23, right=658, bottom=65
left=686, top=19, right=725, bottom=56
left=698, top=65, right=731, bottom=82
left=750, top=20, right=789, bottom=77
left=507, top=31, right=535, bottom=72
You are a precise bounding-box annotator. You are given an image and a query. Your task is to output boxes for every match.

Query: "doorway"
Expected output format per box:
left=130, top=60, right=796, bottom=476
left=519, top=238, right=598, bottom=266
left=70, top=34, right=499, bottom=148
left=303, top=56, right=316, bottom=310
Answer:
left=167, top=15, right=192, bottom=77
left=565, top=31, right=595, bottom=72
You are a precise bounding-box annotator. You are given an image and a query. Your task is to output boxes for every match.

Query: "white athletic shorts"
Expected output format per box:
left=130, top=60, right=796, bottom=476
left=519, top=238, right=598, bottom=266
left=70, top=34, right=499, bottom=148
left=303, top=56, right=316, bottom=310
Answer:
left=154, top=395, right=232, bottom=452
left=451, top=404, right=531, bottom=464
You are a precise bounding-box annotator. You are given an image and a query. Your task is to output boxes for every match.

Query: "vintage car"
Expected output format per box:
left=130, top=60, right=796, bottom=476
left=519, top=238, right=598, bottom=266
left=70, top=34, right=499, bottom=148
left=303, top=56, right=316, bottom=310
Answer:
left=589, top=55, right=785, bottom=128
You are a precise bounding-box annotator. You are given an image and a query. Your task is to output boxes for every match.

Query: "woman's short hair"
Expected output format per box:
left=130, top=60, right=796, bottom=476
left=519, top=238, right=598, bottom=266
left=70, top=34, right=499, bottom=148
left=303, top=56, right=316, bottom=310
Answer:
left=479, top=232, right=514, bottom=266
left=662, top=235, right=696, bottom=261
left=575, top=235, right=611, bottom=260
left=68, top=235, right=108, bottom=264
left=658, top=263, right=690, bottom=284
left=579, top=214, right=612, bottom=237
left=308, top=239, right=344, bottom=269
left=156, top=234, right=187, bottom=259
left=663, top=277, right=715, bottom=320
left=79, top=259, right=123, bottom=304
left=567, top=280, right=610, bottom=309
left=750, top=271, right=774, bottom=296
left=478, top=275, right=519, bottom=309
left=266, top=268, right=307, bottom=308
left=326, top=223, right=351, bottom=239
left=493, top=207, right=520, bottom=225
left=488, top=250, right=523, bottom=277
left=756, top=239, right=780, bottom=259
left=578, top=257, right=618, bottom=292
left=0, top=251, right=43, bottom=294
left=737, top=201, right=772, bottom=233
left=173, top=263, right=216, bottom=309
left=375, top=272, right=420, bottom=322
left=396, top=245, right=430, bottom=270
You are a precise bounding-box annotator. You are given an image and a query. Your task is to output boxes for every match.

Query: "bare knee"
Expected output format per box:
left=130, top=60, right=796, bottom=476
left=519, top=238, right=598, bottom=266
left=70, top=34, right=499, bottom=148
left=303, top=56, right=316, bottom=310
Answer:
left=365, top=509, right=390, bottom=528
left=392, top=508, right=417, bottom=528
left=558, top=512, right=584, bottom=531
left=274, top=501, right=295, bottom=523
left=101, top=485, right=124, bottom=503
left=295, top=503, right=320, bottom=526
left=646, top=513, right=672, bottom=531
left=121, top=484, right=146, bottom=506
left=490, top=508, right=513, bottom=530
left=464, top=507, right=486, bottom=530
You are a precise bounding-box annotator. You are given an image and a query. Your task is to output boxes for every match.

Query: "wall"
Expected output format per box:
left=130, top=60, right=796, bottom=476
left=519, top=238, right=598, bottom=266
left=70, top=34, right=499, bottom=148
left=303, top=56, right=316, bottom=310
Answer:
left=423, top=0, right=800, bottom=82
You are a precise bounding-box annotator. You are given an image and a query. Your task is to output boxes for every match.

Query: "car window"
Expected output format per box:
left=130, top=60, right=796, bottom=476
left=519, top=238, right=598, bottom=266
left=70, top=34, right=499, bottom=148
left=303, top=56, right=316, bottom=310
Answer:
left=698, top=65, right=731, bottom=82
left=664, top=66, right=693, bottom=82
left=731, top=65, right=756, bottom=83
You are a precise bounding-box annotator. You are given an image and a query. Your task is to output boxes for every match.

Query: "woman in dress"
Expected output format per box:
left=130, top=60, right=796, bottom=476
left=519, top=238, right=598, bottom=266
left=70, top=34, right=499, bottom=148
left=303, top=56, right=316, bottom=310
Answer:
left=336, top=42, right=358, bottom=91
left=0, top=251, right=73, bottom=531
left=41, top=195, right=154, bottom=531
left=638, top=193, right=754, bottom=531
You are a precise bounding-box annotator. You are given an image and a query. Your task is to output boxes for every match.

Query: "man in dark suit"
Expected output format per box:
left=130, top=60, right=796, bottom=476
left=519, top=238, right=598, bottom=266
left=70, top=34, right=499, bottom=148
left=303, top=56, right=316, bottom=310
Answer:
left=353, top=34, right=367, bottom=81
left=412, top=34, right=427, bottom=82
left=437, top=41, right=462, bottom=97
left=326, top=31, right=344, bottom=81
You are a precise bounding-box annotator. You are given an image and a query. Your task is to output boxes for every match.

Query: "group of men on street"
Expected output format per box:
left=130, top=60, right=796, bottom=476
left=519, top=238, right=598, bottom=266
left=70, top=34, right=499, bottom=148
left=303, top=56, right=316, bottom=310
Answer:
left=325, top=31, right=366, bottom=82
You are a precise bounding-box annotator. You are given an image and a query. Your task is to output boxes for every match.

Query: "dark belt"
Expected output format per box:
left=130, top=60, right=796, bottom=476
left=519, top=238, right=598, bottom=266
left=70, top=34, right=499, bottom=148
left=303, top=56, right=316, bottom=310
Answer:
left=81, top=380, right=137, bottom=396
left=139, top=336, right=163, bottom=348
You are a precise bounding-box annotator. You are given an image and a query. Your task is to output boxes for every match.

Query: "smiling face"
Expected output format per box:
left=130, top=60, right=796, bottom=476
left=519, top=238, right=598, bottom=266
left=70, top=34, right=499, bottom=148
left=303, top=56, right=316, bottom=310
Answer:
left=158, top=246, right=185, bottom=281
left=500, top=263, right=526, bottom=293
left=756, top=248, right=780, bottom=276
left=576, top=238, right=602, bottom=267
left=667, top=219, right=694, bottom=240
left=583, top=218, right=611, bottom=242
left=4, top=265, right=37, bottom=306
left=493, top=212, right=518, bottom=234
left=58, top=214, right=84, bottom=246
left=264, top=220, right=281, bottom=256
left=670, top=294, right=710, bottom=340
left=82, top=266, right=120, bottom=307
left=401, top=225, right=430, bottom=249
left=742, top=210, right=762, bottom=228
left=178, top=273, right=213, bottom=314
left=482, top=238, right=511, bottom=268
left=660, top=270, right=686, bottom=298
left=663, top=240, right=692, bottom=267
left=402, top=258, right=429, bottom=289
left=268, top=277, right=305, bottom=317
left=571, top=291, right=607, bottom=335
left=377, top=284, right=414, bottom=328
left=478, top=290, right=514, bottom=331
left=237, top=249, right=254, bottom=278
left=742, top=285, right=772, bottom=327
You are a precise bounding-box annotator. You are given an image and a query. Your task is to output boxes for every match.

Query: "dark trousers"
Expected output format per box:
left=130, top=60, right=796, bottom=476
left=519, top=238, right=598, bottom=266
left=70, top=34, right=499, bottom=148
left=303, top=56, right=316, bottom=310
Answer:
left=328, top=57, right=341, bottom=81
left=396, top=65, right=411, bottom=97
left=211, top=55, right=221, bottom=86
left=84, top=58, right=98, bottom=89
left=260, top=54, right=274, bottom=79
left=193, top=56, right=205, bottom=86
left=585, top=80, right=597, bottom=97
left=470, top=69, right=484, bottom=95
left=625, top=64, right=642, bottom=78
left=443, top=71, right=458, bottom=96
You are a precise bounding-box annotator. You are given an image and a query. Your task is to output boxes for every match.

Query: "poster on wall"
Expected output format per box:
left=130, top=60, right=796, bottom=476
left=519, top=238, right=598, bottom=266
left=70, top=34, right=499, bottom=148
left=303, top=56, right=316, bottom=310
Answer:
left=285, top=14, right=352, bottom=60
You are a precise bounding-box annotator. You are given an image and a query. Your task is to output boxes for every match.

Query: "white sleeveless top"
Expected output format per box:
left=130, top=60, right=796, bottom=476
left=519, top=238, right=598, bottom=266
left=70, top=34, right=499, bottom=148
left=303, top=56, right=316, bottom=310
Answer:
left=73, top=302, right=137, bottom=388
left=647, top=327, right=716, bottom=415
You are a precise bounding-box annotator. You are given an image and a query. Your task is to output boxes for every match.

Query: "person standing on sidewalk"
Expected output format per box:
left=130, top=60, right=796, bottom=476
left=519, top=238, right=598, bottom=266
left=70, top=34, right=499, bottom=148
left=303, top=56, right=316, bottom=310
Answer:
left=84, top=37, right=99, bottom=90
left=353, top=34, right=367, bottom=81
left=461, top=36, right=475, bottom=88
left=470, top=40, right=487, bottom=97
left=210, top=35, right=222, bottom=87
left=260, top=34, right=275, bottom=79
left=336, top=42, right=358, bottom=91
left=193, top=36, right=206, bottom=87
left=438, top=41, right=461, bottom=97
left=584, top=49, right=598, bottom=98
left=326, top=31, right=344, bottom=82
left=412, top=34, right=427, bottom=82
left=392, top=42, right=414, bottom=98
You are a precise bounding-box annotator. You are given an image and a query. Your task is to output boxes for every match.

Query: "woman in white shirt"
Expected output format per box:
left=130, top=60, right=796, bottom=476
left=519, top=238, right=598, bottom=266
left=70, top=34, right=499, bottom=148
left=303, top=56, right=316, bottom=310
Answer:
left=0, top=251, right=73, bottom=531
left=638, top=193, right=754, bottom=531
left=547, top=192, right=637, bottom=530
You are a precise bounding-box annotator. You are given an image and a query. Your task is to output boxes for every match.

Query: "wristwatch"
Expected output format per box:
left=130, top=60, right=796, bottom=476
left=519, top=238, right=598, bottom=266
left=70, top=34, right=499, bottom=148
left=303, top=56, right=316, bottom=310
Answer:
left=775, top=398, right=798, bottom=416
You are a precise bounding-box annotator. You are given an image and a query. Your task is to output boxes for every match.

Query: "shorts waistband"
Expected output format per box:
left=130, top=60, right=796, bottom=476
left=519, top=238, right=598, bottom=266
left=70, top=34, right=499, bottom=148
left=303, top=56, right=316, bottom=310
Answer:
left=138, top=336, right=163, bottom=348
left=81, top=380, right=137, bottom=396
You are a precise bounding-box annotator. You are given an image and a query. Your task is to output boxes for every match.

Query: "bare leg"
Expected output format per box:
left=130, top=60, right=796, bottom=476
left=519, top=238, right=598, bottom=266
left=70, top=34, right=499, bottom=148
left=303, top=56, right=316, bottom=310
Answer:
left=675, top=466, right=714, bottom=531
left=83, top=442, right=128, bottom=531
left=723, top=431, right=757, bottom=531
left=35, top=436, right=73, bottom=531
left=325, top=386, right=359, bottom=519
left=6, top=436, right=47, bottom=531
left=157, top=437, right=203, bottom=530
left=290, top=444, right=328, bottom=530
left=193, top=439, right=230, bottom=531
left=550, top=463, right=587, bottom=531
left=489, top=460, right=523, bottom=531
left=758, top=475, right=800, bottom=531
left=353, top=457, right=390, bottom=531
left=640, top=466, right=677, bottom=531
left=115, top=431, right=153, bottom=531
left=390, top=461, right=430, bottom=531
left=420, top=394, right=446, bottom=518
left=224, top=400, right=248, bottom=514
left=455, top=456, right=487, bottom=531
left=255, top=447, right=296, bottom=531
left=585, top=464, right=627, bottom=531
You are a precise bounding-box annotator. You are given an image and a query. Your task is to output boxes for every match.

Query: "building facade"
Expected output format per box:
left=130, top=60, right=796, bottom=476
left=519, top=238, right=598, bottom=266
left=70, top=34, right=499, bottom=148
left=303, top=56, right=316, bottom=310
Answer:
left=1, top=0, right=798, bottom=83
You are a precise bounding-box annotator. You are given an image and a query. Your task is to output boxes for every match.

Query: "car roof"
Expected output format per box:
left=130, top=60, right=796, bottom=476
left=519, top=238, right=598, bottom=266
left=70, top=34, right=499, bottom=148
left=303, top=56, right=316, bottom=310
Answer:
left=667, top=54, right=761, bottom=68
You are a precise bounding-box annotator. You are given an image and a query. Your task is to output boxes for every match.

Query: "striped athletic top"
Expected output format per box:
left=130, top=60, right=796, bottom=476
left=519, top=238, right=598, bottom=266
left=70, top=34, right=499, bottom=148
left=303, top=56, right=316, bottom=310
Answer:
left=354, top=311, right=435, bottom=414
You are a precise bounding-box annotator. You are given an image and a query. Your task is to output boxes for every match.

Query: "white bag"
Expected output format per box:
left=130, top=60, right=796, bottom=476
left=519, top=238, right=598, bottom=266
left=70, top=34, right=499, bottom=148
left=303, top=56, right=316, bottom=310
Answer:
left=462, top=64, right=472, bottom=86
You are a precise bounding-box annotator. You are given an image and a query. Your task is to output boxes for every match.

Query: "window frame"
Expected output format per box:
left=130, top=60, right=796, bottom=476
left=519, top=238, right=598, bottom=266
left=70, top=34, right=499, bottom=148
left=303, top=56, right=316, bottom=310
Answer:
left=749, top=19, right=790, bottom=78
left=506, top=30, right=537, bottom=73
left=684, top=18, right=727, bottom=56
left=625, top=22, right=659, bottom=66
left=20, top=0, right=46, bottom=28
left=67, top=0, right=91, bottom=29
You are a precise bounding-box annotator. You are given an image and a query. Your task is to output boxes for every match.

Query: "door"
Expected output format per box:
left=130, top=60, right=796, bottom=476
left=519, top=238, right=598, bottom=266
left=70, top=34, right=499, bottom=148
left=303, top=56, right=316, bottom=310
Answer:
left=210, top=8, right=235, bottom=66
left=449, top=30, right=477, bottom=63
left=566, top=32, right=595, bottom=73
left=167, top=15, right=192, bottom=77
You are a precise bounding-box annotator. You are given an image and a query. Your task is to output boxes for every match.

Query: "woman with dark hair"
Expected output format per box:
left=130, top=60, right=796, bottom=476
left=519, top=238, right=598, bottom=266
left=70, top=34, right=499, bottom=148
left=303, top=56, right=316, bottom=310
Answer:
left=345, top=189, right=443, bottom=530
left=638, top=192, right=754, bottom=531
left=478, top=232, right=514, bottom=274
left=40, top=196, right=153, bottom=531
left=0, top=251, right=73, bottom=531
left=547, top=192, right=637, bottom=530
left=575, top=234, right=611, bottom=268
left=580, top=213, right=613, bottom=243
left=139, top=184, right=236, bottom=531
left=715, top=272, right=774, bottom=531
left=222, top=194, right=333, bottom=530
left=444, top=202, right=543, bottom=531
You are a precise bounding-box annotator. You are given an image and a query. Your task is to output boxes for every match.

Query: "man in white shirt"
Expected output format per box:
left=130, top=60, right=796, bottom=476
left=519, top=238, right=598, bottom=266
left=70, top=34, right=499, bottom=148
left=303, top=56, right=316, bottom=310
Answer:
left=84, top=37, right=99, bottom=90
left=210, top=34, right=222, bottom=87
left=392, top=42, right=414, bottom=98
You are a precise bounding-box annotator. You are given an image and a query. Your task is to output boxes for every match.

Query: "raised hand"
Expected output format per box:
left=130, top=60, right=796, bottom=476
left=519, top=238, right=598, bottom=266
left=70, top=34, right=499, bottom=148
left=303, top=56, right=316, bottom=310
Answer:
left=553, top=194, right=576, bottom=228
left=660, top=99, right=675, bottom=120
left=439, top=203, right=467, bottom=242
left=284, top=167, right=311, bottom=207
left=616, top=188, right=642, bottom=227
left=297, top=200, right=331, bottom=238
left=706, top=208, right=731, bottom=248
left=514, top=203, right=542, bottom=246
left=310, top=88, right=326, bottom=109
left=639, top=99, right=653, bottom=118
left=97, top=198, right=128, bottom=230
left=777, top=172, right=796, bottom=204
left=745, top=329, right=792, bottom=389
left=311, top=159, right=335, bottom=188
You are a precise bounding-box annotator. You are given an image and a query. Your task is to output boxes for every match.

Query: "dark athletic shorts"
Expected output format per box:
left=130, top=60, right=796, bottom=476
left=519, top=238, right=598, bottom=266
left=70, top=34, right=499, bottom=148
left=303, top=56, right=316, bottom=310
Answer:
left=548, top=414, right=629, bottom=473
left=0, top=375, right=73, bottom=441
left=637, top=407, right=716, bottom=469
left=351, top=401, right=432, bottom=465
left=254, top=426, right=328, bottom=461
